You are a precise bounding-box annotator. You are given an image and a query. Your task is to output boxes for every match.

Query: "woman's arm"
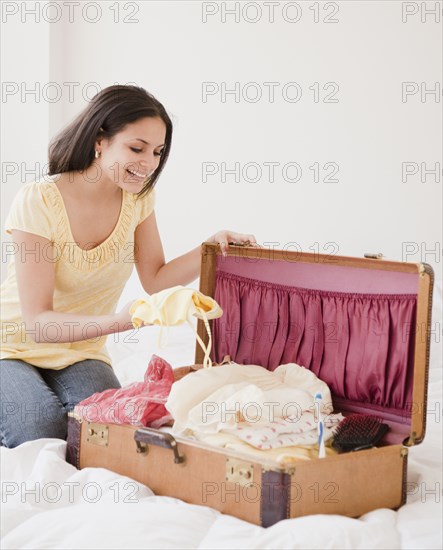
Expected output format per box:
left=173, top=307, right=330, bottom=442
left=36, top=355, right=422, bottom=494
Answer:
left=12, top=230, right=135, bottom=344
left=134, top=210, right=257, bottom=293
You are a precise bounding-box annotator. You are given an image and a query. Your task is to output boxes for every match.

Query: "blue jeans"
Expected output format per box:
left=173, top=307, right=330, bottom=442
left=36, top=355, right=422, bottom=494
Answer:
left=0, top=358, right=121, bottom=448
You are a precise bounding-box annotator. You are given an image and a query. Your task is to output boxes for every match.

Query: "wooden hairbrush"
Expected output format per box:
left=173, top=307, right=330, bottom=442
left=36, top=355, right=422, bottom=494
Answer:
left=332, top=414, right=390, bottom=453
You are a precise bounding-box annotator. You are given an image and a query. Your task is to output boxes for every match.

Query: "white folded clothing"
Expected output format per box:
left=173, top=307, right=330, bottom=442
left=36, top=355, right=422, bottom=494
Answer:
left=166, top=362, right=340, bottom=449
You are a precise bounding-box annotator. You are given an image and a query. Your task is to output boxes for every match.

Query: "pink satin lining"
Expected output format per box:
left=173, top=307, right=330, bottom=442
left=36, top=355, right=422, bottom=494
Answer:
left=216, top=254, right=419, bottom=294
left=212, top=256, right=419, bottom=440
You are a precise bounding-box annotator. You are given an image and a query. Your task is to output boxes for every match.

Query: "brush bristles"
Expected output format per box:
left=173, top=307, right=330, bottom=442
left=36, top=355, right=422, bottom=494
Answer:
left=332, top=414, right=389, bottom=453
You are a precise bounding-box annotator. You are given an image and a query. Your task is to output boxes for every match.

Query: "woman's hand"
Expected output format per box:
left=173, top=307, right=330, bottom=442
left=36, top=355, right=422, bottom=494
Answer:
left=206, top=230, right=259, bottom=256
left=115, top=300, right=144, bottom=332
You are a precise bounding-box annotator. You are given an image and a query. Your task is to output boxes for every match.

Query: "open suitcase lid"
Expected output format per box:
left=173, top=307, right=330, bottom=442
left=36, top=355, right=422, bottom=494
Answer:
left=195, top=243, right=434, bottom=448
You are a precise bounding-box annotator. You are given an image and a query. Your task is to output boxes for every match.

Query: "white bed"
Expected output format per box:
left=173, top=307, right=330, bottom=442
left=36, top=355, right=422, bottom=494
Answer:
left=1, top=281, right=442, bottom=549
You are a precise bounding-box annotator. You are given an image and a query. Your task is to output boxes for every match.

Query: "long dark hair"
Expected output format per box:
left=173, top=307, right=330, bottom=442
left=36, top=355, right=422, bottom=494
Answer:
left=48, top=85, right=172, bottom=197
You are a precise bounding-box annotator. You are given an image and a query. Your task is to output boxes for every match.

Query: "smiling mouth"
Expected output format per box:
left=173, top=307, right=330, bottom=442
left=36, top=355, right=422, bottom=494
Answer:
left=127, top=169, right=148, bottom=179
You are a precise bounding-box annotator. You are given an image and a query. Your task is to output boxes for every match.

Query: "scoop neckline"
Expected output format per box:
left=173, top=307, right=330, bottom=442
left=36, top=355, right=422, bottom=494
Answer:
left=46, top=177, right=128, bottom=253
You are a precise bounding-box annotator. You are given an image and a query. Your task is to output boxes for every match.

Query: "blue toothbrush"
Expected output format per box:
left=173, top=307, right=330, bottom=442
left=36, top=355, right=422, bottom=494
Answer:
left=315, top=392, right=326, bottom=458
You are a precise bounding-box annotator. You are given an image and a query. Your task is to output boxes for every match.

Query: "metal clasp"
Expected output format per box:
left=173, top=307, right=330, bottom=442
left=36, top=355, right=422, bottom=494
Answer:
left=225, top=458, right=254, bottom=486
left=86, top=423, right=109, bottom=446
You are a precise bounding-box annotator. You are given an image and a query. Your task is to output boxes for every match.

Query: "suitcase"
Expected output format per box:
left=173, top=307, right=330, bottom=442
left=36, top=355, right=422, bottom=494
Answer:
left=66, top=243, right=434, bottom=527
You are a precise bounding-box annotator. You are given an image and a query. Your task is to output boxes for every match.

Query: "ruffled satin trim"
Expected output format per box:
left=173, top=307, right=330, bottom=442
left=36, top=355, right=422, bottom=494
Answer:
left=212, top=271, right=418, bottom=412
left=43, top=181, right=135, bottom=271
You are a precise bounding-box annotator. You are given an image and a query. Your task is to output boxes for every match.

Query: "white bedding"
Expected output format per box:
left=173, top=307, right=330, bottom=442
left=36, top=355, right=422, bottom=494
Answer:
left=1, top=283, right=442, bottom=549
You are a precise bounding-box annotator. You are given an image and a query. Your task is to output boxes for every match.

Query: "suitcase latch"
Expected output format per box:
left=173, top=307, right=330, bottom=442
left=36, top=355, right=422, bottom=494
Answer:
left=86, top=423, right=109, bottom=446
left=225, top=458, right=254, bottom=486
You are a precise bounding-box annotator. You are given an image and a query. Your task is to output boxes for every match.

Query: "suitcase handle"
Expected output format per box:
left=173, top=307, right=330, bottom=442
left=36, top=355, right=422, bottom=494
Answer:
left=134, top=428, right=185, bottom=464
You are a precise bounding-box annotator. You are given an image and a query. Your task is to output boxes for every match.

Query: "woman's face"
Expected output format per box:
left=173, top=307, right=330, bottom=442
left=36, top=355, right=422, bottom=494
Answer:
left=96, top=116, right=166, bottom=193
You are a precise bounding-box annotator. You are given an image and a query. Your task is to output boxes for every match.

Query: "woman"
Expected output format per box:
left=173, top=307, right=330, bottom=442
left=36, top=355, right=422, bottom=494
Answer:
left=0, top=85, right=257, bottom=448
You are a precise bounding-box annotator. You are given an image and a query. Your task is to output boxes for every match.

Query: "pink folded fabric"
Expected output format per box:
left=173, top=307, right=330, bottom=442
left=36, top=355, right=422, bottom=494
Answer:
left=74, top=355, right=175, bottom=428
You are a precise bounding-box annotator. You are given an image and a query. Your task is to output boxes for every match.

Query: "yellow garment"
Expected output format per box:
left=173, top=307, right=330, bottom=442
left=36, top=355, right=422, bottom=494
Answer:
left=130, top=287, right=223, bottom=368
left=1, top=176, right=156, bottom=370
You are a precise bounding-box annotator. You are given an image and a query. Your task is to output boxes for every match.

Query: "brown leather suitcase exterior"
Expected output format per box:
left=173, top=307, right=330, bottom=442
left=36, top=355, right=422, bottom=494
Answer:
left=67, top=243, right=434, bottom=527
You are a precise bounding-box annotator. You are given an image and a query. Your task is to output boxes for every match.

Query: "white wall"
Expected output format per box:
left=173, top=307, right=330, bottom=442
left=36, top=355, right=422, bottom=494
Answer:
left=2, top=0, right=442, bottom=296
left=1, top=9, right=51, bottom=281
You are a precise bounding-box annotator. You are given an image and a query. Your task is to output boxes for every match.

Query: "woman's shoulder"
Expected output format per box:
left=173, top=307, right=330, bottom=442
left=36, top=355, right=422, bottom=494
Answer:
left=4, top=176, right=62, bottom=240
left=132, top=186, right=156, bottom=225
left=11, top=175, right=59, bottom=201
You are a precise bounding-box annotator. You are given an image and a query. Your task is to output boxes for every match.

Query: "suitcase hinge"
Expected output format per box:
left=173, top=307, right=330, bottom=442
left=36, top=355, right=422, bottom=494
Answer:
left=225, top=458, right=254, bottom=486
left=364, top=253, right=384, bottom=259
left=404, top=431, right=417, bottom=447
left=86, top=423, right=109, bottom=446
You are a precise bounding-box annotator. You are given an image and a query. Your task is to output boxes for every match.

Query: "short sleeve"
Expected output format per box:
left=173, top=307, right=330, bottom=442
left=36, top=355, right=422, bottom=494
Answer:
left=136, top=188, right=156, bottom=226
left=4, top=183, right=54, bottom=241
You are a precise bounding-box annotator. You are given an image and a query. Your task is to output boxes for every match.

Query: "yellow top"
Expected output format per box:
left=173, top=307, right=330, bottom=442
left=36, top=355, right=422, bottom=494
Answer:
left=0, top=176, right=156, bottom=370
